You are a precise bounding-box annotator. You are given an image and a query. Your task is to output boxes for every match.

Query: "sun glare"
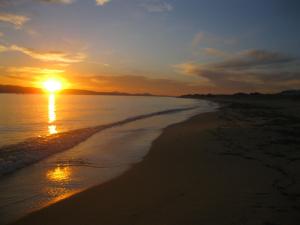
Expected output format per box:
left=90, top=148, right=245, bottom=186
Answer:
left=43, top=79, right=62, bottom=93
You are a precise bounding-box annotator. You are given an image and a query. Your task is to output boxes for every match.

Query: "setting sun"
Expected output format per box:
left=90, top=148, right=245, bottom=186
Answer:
left=43, top=79, right=63, bottom=93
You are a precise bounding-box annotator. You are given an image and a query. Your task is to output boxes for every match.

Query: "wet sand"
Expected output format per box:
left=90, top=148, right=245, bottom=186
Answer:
left=11, top=98, right=300, bottom=225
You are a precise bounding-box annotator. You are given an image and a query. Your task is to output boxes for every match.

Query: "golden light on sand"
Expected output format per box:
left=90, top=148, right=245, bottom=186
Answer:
left=43, top=78, right=62, bottom=93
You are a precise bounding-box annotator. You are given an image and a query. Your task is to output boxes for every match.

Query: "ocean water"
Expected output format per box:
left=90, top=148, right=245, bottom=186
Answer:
left=0, top=94, right=218, bottom=224
left=0, top=94, right=202, bottom=147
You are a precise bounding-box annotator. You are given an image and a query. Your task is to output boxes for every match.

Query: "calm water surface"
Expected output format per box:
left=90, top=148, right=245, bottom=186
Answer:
left=0, top=94, right=200, bottom=147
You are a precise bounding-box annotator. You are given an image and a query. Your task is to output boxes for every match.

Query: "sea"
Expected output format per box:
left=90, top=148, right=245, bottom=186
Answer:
left=0, top=94, right=218, bottom=224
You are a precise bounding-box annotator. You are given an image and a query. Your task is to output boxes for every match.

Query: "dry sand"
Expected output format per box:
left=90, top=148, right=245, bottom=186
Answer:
left=11, top=98, right=300, bottom=225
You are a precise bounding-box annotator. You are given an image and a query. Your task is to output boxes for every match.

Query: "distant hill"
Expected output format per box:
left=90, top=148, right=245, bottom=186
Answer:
left=61, top=88, right=154, bottom=96
left=0, top=85, right=41, bottom=94
left=0, top=85, right=154, bottom=97
left=180, top=90, right=300, bottom=100
left=278, top=90, right=300, bottom=96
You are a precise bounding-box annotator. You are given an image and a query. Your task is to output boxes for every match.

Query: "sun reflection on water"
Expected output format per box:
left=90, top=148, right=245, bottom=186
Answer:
left=48, top=94, right=58, bottom=134
left=46, top=166, right=72, bottom=183
left=48, top=125, right=57, bottom=134
left=45, top=166, right=75, bottom=205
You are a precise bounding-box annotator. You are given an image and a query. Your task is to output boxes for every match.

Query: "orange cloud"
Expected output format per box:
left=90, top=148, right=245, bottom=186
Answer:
left=7, top=67, right=65, bottom=75
left=66, top=74, right=216, bottom=96
left=95, top=0, right=112, bottom=6
left=10, top=45, right=86, bottom=63
left=0, top=12, right=30, bottom=28
left=0, top=44, right=7, bottom=52
left=38, top=0, right=75, bottom=4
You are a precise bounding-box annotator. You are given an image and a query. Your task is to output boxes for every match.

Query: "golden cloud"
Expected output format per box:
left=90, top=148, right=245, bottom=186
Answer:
left=95, top=0, right=111, bottom=6
left=10, top=45, right=86, bottom=63
left=0, top=44, right=7, bottom=52
left=0, top=12, right=30, bottom=28
left=66, top=74, right=216, bottom=96
left=38, top=0, right=75, bottom=4
left=7, top=67, right=65, bottom=75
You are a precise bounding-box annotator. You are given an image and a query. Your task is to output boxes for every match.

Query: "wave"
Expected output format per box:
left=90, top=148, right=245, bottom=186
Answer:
left=0, top=106, right=197, bottom=177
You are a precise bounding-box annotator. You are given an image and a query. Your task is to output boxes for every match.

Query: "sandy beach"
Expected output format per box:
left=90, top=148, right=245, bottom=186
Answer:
left=11, top=98, right=300, bottom=225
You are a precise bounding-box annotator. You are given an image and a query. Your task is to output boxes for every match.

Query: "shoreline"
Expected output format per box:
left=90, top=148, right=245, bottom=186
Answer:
left=0, top=105, right=198, bottom=177
left=11, top=99, right=300, bottom=225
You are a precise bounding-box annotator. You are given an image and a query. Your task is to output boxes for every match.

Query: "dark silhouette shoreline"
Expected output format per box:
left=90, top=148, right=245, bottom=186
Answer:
left=180, top=89, right=300, bottom=100
left=0, top=84, right=155, bottom=97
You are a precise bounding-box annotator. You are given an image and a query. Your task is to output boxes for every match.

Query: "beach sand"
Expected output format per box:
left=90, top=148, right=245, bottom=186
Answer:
left=11, top=98, right=300, bottom=225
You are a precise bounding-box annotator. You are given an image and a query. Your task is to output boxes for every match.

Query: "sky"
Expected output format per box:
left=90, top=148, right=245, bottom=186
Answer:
left=0, top=0, right=300, bottom=95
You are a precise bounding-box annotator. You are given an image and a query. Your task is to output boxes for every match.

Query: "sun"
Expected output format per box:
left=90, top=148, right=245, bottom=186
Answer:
left=43, top=79, right=63, bottom=93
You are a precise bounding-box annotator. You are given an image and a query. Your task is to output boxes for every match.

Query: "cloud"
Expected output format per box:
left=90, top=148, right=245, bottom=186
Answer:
left=141, top=0, right=173, bottom=13
left=174, top=62, right=201, bottom=76
left=61, top=74, right=217, bottom=96
left=192, top=32, right=206, bottom=47
left=214, top=49, right=296, bottom=70
left=10, top=45, right=86, bottom=63
left=0, top=0, right=75, bottom=6
left=0, top=32, right=3, bottom=37
left=192, top=32, right=238, bottom=48
left=176, top=62, right=300, bottom=92
left=35, top=0, right=75, bottom=4
left=7, top=67, right=65, bottom=75
left=25, top=28, right=39, bottom=37
left=0, top=12, right=30, bottom=28
left=95, top=0, right=111, bottom=6
left=175, top=49, right=300, bottom=93
left=203, top=48, right=228, bottom=58
left=1, top=66, right=66, bottom=87
left=0, top=0, right=13, bottom=7
left=0, top=44, right=7, bottom=52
